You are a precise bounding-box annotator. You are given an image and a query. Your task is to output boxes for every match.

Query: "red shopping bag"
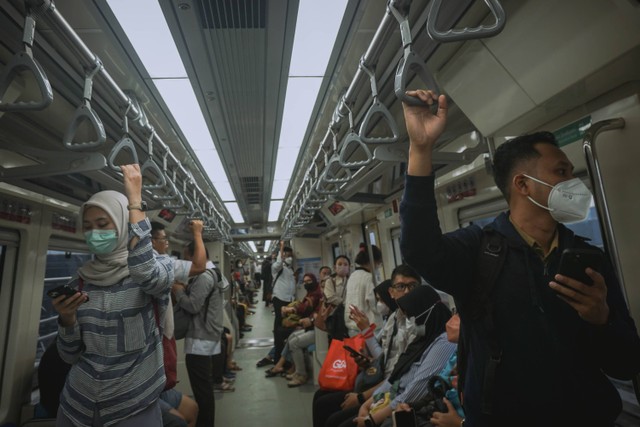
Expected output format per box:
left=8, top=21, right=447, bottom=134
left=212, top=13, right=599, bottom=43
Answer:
left=318, top=334, right=365, bottom=391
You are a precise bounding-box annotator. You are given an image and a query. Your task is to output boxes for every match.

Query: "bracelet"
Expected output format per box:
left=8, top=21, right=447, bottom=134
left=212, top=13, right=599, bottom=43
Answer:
left=357, top=392, right=365, bottom=404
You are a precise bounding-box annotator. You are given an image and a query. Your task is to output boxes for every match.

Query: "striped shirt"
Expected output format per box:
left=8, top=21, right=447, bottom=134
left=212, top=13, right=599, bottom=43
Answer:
left=57, top=219, right=174, bottom=427
left=373, top=332, right=457, bottom=409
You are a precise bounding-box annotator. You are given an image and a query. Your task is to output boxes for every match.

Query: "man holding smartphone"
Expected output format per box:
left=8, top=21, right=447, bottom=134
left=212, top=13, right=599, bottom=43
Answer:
left=400, top=90, right=640, bottom=426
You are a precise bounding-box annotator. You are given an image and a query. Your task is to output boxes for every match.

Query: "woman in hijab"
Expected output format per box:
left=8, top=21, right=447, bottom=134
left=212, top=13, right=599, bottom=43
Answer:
left=52, top=164, right=174, bottom=427
left=326, top=284, right=455, bottom=427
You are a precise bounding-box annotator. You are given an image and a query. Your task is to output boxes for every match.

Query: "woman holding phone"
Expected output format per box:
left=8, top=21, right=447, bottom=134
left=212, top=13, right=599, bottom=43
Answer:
left=51, top=164, right=174, bottom=427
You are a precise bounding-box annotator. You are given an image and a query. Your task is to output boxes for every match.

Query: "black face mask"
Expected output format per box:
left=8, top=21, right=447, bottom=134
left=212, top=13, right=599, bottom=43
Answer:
left=304, top=283, right=316, bottom=291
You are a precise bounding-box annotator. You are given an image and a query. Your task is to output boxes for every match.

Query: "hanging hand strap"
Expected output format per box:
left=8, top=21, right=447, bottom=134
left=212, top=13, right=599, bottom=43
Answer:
left=63, top=58, right=106, bottom=151
left=358, top=58, right=399, bottom=144
left=0, top=12, right=53, bottom=111
left=427, top=0, right=506, bottom=42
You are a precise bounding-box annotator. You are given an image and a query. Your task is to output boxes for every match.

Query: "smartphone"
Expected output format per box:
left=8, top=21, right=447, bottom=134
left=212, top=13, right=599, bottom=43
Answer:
left=557, top=248, right=604, bottom=286
left=392, top=409, right=417, bottom=427
left=47, top=284, right=83, bottom=299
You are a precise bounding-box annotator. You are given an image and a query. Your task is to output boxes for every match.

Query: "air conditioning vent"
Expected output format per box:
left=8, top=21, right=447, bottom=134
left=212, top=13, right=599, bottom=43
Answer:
left=241, top=176, right=262, bottom=205
left=197, top=0, right=266, bottom=29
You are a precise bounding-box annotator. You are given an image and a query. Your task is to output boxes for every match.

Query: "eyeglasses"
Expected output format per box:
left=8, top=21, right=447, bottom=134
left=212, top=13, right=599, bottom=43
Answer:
left=390, top=281, right=419, bottom=291
left=303, top=280, right=315, bottom=285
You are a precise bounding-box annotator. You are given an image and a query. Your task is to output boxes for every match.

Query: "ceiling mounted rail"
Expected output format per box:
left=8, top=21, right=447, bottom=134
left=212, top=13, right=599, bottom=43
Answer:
left=281, top=0, right=507, bottom=240
left=20, top=0, right=231, bottom=241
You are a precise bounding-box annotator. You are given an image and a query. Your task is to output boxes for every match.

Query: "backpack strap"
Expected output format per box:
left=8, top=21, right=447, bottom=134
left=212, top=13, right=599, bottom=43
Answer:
left=457, top=226, right=507, bottom=415
left=202, top=269, right=218, bottom=324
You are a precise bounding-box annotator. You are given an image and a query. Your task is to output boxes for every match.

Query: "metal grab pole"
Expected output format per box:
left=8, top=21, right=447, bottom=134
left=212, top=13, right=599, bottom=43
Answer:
left=582, top=118, right=627, bottom=303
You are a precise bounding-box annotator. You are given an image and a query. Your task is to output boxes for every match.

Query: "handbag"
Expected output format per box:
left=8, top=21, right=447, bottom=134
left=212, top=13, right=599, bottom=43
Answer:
left=354, top=354, right=385, bottom=393
left=152, top=300, right=178, bottom=390
left=318, top=334, right=364, bottom=391
left=173, top=305, right=192, bottom=340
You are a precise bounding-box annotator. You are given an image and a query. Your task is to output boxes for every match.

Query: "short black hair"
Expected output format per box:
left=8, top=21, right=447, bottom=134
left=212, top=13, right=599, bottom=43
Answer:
left=150, top=221, right=165, bottom=238
left=355, top=244, right=382, bottom=266
left=283, top=246, right=293, bottom=254
left=320, top=266, right=332, bottom=274
left=391, top=264, right=421, bottom=283
left=492, top=131, right=558, bottom=200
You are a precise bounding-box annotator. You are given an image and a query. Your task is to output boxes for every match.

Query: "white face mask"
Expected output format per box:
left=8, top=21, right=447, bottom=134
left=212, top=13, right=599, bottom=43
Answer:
left=523, top=175, right=592, bottom=223
left=336, top=265, right=350, bottom=277
left=409, top=302, right=438, bottom=337
left=376, top=301, right=390, bottom=316
left=284, top=257, right=293, bottom=266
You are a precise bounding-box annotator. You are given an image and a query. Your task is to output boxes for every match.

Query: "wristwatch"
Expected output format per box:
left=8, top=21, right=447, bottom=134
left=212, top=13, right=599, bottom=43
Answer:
left=127, top=201, right=147, bottom=211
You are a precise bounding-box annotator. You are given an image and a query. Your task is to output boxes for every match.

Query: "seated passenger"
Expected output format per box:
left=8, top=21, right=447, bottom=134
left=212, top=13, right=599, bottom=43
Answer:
left=266, top=273, right=323, bottom=384
left=344, top=245, right=383, bottom=337
left=313, top=267, right=419, bottom=427
left=36, top=341, right=71, bottom=419
left=394, top=313, right=464, bottom=427
left=326, top=285, right=455, bottom=427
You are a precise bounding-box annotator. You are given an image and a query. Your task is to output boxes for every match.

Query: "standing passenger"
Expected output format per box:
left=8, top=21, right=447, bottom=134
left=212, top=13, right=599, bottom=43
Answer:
left=399, top=90, right=640, bottom=426
left=261, top=252, right=274, bottom=307
left=270, top=241, right=296, bottom=361
left=173, top=242, right=228, bottom=427
left=52, top=164, right=173, bottom=427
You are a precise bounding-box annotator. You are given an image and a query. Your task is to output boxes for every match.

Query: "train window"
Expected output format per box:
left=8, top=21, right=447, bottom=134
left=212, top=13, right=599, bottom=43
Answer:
left=390, top=227, right=402, bottom=268
left=34, top=249, right=91, bottom=391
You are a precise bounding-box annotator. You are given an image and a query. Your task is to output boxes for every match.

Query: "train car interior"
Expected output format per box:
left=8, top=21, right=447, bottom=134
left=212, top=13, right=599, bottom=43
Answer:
left=1, top=0, right=639, bottom=425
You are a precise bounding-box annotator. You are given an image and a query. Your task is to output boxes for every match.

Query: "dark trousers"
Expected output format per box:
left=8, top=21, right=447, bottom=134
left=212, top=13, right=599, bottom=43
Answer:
left=271, top=297, right=289, bottom=359
left=186, top=354, right=215, bottom=427
left=312, top=389, right=348, bottom=427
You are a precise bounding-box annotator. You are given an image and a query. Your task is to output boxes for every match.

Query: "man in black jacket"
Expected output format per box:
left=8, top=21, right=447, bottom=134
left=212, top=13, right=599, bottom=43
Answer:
left=399, top=90, right=640, bottom=426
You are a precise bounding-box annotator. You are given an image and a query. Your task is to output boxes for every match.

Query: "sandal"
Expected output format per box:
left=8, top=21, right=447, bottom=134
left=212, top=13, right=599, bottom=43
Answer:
left=265, top=367, right=284, bottom=378
left=256, top=357, right=274, bottom=368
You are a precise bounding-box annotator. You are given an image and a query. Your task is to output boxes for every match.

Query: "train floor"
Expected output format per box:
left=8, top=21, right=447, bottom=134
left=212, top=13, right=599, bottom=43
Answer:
left=215, top=289, right=317, bottom=427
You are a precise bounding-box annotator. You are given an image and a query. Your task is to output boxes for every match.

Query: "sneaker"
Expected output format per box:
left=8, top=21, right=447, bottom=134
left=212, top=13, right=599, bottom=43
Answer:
left=287, top=373, right=308, bottom=388
left=213, top=382, right=235, bottom=392
left=223, top=376, right=235, bottom=384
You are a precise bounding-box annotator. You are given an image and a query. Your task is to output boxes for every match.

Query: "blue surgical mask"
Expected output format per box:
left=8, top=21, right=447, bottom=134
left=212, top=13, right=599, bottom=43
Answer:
left=84, top=229, right=118, bottom=254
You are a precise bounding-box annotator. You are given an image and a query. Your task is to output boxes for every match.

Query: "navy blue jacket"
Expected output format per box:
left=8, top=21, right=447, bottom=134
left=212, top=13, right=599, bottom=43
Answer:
left=400, top=175, right=640, bottom=426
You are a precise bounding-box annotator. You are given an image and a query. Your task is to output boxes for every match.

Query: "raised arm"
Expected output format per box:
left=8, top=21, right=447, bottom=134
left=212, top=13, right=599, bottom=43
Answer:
left=187, top=220, right=206, bottom=276
left=403, top=91, right=448, bottom=177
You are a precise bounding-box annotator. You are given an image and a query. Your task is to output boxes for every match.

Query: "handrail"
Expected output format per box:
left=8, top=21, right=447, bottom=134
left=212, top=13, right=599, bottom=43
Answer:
left=427, top=0, right=506, bottom=42
left=62, top=57, right=107, bottom=151
left=0, top=9, right=53, bottom=111
left=582, top=118, right=627, bottom=303
left=25, top=0, right=231, bottom=241
left=389, top=1, right=441, bottom=109
left=358, top=58, right=400, bottom=144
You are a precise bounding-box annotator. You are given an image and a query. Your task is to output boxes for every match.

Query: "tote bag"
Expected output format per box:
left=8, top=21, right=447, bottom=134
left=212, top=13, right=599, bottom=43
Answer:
left=318, top=335, right=365, bottom=391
